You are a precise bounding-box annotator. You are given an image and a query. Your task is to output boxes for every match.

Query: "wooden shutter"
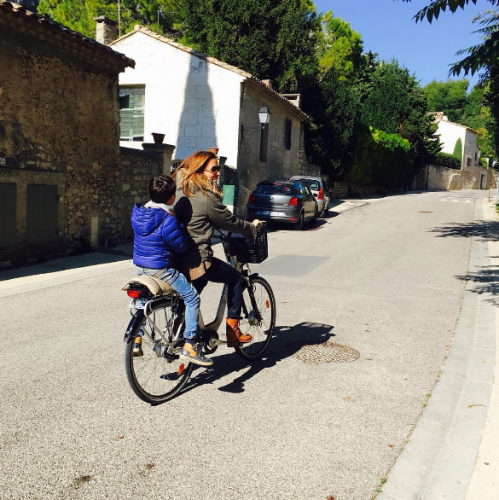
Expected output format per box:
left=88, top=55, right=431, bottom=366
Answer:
left=0, top=183, right=16, bottom=247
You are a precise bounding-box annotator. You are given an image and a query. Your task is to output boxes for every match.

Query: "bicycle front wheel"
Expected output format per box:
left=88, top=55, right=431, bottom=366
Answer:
left=125, top=300, right=193, bottom=404
left=235, top=276, right=276, bottom=361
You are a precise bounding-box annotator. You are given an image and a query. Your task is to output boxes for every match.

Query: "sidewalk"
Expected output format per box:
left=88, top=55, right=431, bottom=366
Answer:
left=380, top=198, right=499, bottom=500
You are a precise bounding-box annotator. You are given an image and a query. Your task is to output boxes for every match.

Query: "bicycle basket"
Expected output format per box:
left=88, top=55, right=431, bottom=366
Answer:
left=222, top=222, right=268, bottom=264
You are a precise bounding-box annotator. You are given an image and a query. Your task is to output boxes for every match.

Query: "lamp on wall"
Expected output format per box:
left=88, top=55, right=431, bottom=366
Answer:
left=258, top=105, right=271, bottom=129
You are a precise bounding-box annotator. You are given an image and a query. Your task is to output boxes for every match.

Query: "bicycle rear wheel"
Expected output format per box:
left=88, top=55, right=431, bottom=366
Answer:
left=235, top=276, right=276, bottom=361
left=125, top=300, right=193, bottom=404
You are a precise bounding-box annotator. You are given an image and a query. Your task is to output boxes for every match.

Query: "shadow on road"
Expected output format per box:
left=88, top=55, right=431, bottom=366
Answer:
left=429, top=219, right=499, bottom=242
left=182, top=322, right=335, bottom=396
left=455, top=265, right=499, bottom=306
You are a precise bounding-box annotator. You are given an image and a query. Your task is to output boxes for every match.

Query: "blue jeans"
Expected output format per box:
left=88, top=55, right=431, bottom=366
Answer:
left=135, top=266, right=200, bottom=340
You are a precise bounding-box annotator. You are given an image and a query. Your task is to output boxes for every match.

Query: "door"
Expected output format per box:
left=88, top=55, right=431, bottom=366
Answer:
left=480, top=174, right=486, bottom=190
left=26, top=184, right=59, bottom=244
left=0, top=183, right=16, bottom=247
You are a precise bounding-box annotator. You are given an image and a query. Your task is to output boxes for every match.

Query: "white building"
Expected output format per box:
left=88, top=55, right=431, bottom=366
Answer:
left=434, top=112, right=481, bottom=170
left=109, top=26, right=310, bottom=211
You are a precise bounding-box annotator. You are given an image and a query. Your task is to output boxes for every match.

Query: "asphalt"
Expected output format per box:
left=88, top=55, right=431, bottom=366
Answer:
left=2, top=193, right=498, bottom=500
left=379, top=197, right=499, bottom=500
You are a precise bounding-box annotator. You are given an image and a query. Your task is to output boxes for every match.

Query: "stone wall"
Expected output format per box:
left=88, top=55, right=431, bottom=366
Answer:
left=236, top=81, right=305, bottom=211
left=0, top=24, right=126, bottom=263
left=119, top=146, right=163, bottom=241
left=412, top=164, right=495, bottom=191
left=331, top=182, right=395, bottom=199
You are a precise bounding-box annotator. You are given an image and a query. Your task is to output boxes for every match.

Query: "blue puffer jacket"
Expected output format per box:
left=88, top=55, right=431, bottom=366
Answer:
left=131, top=204, right=188, bottom=269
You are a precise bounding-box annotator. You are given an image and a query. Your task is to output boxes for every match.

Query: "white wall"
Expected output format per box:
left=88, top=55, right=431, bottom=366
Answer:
left=114, top=32, right=244, bottom=164
left=436, top=120, right=480, bottom=169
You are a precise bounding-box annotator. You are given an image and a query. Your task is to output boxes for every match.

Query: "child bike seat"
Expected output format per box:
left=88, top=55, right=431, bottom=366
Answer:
left=122, top=275, right=177, bottom=296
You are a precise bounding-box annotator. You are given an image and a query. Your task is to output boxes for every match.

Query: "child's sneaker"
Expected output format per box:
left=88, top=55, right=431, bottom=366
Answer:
left=133, top=336, right=144, bottom=357
left=180, top=342, right=213, bottom=367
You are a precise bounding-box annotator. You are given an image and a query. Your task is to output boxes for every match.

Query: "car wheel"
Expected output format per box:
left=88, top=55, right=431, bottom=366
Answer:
left=294, top=211, right=304, bottom=230
left=312, top=206, right=318, bottom=223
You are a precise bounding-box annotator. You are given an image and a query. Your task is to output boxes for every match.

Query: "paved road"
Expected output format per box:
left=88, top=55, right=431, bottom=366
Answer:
left=0, top=191, right=491, bottom=500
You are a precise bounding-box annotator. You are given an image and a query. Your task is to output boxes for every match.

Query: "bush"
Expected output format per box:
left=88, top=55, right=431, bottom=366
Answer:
left=433, top=152, right=461, bottom=169
left=349, top=126, right=413, bottom=188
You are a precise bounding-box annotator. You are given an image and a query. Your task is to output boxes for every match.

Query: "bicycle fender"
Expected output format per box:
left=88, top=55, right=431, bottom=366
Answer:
left=124, top=311, right=144, bottom=343
left=249, top=272, right=260, bottom=280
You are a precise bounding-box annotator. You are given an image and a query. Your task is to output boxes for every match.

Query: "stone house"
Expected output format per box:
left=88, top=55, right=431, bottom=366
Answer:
left=109, top=26, right=310, bottom=212
left=0, top=2, right=167, bottom=265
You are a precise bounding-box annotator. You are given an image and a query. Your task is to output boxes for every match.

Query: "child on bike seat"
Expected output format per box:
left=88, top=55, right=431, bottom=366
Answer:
left=131, top=174, right=212, bottom=367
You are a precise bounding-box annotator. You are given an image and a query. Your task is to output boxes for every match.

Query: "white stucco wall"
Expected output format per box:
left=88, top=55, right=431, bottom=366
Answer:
left=436, top=119, right=480, bottom=169
left=113, top=31, right=244, bottom=164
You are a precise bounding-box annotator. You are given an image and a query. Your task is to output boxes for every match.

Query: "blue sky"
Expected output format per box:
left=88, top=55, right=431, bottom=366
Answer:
left=315, top=0, right=488, bottom=89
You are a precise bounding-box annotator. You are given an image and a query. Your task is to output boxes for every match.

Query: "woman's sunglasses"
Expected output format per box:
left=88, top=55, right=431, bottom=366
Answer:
left=204, top=165, right=221, bottom=173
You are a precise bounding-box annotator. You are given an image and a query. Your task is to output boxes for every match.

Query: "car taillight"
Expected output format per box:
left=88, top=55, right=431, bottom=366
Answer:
left=249, top=194, right=255, bottom=203
left=318, top=187, right=324, bottom=200
left=289, top=197, right=298, bottom=206
left=127, top=289, right=148, bottom=299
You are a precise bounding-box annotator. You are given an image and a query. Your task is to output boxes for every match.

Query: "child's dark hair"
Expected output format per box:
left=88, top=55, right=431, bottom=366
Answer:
left=148, top=175, right=176, bottom=204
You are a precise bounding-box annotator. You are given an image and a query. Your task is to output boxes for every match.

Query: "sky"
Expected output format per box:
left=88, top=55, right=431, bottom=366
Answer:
left=315, top=0, right=489, bottom=89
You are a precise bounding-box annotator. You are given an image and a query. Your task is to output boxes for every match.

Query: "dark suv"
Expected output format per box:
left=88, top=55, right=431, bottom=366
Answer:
left=246, top=180, right=318, bottom=230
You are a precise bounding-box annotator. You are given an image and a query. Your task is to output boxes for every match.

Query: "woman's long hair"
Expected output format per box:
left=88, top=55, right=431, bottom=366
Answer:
left=173, top=150, right=222, bottom=197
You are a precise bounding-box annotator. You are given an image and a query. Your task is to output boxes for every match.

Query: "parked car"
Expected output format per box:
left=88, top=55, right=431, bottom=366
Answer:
left=288, top=176, right=330, bottom=217
left=247, top=180, right=318, bottom=230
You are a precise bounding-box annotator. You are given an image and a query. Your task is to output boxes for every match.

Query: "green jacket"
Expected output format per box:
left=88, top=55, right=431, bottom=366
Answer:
left=174, top=172, right=256, bottom=269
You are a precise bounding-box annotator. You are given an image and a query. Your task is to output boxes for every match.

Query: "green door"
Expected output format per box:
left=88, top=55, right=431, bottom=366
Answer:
left=0, top=183, right=17, bottom=247
left=26, top=184, right=59, bottom=244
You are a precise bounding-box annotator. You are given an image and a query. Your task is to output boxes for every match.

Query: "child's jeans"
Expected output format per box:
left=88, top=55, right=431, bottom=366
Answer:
left=135, top=266, right=200, bottom=340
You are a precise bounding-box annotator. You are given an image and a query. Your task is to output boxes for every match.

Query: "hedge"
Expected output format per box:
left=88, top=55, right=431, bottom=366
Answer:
left=433, top=152, right=461, bottom=170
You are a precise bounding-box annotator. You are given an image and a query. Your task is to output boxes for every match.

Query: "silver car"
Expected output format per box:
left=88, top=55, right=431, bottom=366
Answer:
left=288, top=176, right=330, bottom=217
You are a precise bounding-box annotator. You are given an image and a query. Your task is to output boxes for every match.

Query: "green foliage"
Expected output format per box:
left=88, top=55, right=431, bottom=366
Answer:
left=483, top=64, right=499, bottom=161
left=359, top=59, right=440, bottom=167
left=400, top=1, right=499, bottom=76
left=318, top=12, right=364, bottom=80
left=180, top=0, right=321, bottom=92
left=434, top=151, right=461, bottom=169
left=453, top=137, right=463, bottom=161
left=38, top=0, right=182, bottom=39
left=349, top=126, right=413, bottom=188
left=303, top=67, right=361, bottom=179
left=424, top=79, right=469, bottom=122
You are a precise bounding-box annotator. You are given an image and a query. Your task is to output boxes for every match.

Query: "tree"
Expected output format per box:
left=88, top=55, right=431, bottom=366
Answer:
left=453, top=137, right=463, bottom=162
left=303, top=67, right=361, bottom=179
left=180, top=0, right=321, bottom=92
left=483, top=64, right=499, bottom=159
left=38, top=0, right=183, bottom=39
left=317, top=11, right=364, bottom=80
left=359, top=59, right=440, bottom=167
left=424, top=79, right=469, bottom=122
left=400, top=0, right=499, bottom=76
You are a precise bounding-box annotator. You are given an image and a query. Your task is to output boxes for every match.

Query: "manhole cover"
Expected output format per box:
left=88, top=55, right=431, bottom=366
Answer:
left=289, top=342, right=360, bottom=364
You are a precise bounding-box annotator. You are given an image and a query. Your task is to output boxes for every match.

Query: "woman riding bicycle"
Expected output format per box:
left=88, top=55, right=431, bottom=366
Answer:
left=173, top=150, right=261, bottom=347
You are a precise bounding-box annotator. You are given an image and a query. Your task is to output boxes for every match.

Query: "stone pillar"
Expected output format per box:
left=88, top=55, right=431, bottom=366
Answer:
left=142, top=143, right=176, bottom=176
left=94, top=16, right=119, bottom=45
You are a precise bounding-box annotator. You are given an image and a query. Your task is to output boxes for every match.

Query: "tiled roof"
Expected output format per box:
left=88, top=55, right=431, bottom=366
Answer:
left=0, top=1, right=134, bottom=71
left=111, top=26, right=307, bottom=121
left=432, top=112, right=479, bottom=135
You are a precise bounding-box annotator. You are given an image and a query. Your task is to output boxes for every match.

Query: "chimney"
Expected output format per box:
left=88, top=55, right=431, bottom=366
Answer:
left=94, top=16, right=119, bottom=45
left=261, top=79, right=274, bottom=90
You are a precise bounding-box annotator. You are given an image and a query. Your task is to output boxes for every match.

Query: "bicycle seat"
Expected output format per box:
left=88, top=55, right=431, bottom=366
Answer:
left=122, top=276, right=178, bottom=296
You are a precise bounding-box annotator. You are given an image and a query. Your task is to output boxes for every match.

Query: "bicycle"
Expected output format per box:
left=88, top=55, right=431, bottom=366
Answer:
left=122, top=223, right=276, bottom=404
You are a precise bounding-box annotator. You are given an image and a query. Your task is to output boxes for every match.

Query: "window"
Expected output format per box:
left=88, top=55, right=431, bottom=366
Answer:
left=119, top=86, right=145, bottom=141
left=254, top=183, right=295, bottom=195
left=466, top=157, right=472, bottom=167
left=284, top=118, right=292, bottom=150
left=259, top=124, right=269, bottom=162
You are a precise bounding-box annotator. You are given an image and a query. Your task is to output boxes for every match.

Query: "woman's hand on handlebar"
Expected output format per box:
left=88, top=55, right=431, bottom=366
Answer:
left=252, top=219, right=263, bottom=229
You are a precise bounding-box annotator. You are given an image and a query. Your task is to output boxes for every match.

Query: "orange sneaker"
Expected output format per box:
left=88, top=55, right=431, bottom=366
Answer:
left=226, top=318, right=252, bottom=347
